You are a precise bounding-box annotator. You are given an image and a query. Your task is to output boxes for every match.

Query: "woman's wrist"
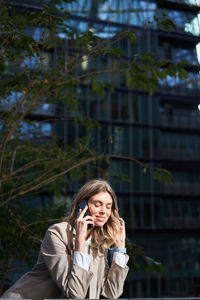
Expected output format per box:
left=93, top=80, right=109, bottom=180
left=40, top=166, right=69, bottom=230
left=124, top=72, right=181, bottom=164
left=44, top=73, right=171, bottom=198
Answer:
left=115, top=241, right=125, bottom=249
left=75, top=238, right=86, bottom=252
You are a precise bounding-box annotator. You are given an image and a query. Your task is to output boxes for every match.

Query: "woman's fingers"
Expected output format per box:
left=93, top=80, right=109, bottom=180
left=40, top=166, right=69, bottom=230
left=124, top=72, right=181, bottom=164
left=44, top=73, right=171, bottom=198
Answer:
left=84, top=215, right=93, bottom=221
left=75, top=206, right=94, bottom=238
left=77, top=206, right=94, bottom=224
left=115, top=217, right=126, bottom=248
left=77, top=205, right=88, bottom=219
left=86, top=220, right=94, bottom=227
left=76, top=214, right=94, bottom=226
left=119, top=217, right=125, bottom=227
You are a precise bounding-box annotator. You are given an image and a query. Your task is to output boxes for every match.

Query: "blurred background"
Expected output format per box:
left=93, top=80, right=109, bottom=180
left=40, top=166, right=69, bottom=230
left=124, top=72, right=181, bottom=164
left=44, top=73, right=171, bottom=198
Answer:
left=1, top=0, right=200, bottom=298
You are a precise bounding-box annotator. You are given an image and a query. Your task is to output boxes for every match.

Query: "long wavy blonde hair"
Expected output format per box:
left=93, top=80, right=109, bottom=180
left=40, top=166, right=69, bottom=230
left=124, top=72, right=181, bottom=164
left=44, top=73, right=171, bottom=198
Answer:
left=64, top=179, right=120, bottom=249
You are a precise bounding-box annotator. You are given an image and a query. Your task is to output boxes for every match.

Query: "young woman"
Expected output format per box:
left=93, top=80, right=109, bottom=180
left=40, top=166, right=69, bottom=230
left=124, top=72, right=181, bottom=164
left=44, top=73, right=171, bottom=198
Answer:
left=1, top=179, right=129, bottom=299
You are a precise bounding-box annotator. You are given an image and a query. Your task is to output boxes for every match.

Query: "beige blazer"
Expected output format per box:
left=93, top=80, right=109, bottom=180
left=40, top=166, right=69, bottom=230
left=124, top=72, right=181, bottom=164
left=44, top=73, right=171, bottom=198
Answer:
left=1, top=221, right=129, bottom=300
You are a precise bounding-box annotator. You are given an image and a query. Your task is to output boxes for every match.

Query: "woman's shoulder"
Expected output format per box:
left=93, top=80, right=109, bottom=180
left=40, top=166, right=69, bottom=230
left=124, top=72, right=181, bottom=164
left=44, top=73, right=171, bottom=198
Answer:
left=46, top=221, right=75, bottom=240
left=48, top=221, right=73, bottom=233
left=41, top=221, right=75, bottom=250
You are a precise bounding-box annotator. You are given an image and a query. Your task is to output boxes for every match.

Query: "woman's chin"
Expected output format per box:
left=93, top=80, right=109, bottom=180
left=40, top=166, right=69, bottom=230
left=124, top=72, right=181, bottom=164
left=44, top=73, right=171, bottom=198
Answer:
left=94, top=220, right=107, bottom=227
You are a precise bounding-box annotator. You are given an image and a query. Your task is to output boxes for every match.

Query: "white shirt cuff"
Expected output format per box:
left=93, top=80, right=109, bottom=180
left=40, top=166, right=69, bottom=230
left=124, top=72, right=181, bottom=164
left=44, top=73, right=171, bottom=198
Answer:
left=73, top=251, right=91, bottom=271
left=113, top=251, right=129, bottom=268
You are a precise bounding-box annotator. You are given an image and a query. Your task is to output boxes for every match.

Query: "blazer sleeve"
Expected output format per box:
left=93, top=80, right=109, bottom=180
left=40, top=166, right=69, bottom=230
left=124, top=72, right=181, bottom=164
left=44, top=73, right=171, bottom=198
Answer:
left=40, top=229, right=93, bottom=299
left=100, top=258, right=129, bottom=299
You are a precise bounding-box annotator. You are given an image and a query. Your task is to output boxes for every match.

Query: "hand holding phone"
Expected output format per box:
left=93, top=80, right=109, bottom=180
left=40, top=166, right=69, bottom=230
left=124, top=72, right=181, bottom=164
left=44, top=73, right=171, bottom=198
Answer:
left=75, top=200, right=89, bottom=217
left=75, top=200, right=93, bottom=230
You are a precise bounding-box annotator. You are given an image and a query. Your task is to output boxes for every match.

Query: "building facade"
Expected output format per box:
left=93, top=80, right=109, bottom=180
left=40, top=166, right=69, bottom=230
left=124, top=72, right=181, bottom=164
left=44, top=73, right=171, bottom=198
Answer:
left=4, top=0, right=200, bottom=297
left=59, top=1, right=200, bottom=297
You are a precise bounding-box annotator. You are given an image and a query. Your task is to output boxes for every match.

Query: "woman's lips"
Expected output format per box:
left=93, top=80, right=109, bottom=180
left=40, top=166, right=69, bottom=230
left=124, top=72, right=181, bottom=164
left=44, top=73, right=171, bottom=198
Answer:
left=96, top=216, right=106, bottom=222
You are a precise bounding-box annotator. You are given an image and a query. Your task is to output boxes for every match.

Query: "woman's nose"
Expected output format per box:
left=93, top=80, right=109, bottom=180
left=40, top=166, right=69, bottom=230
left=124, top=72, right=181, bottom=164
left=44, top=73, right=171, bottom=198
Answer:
left=99, top=206, right=106, bottom=214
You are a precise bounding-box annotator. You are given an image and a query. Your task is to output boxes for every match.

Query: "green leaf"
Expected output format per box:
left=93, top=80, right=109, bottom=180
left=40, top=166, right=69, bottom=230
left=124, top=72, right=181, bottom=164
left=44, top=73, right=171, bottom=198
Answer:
left=91, top=78, right=105, bottom=99
left=120, top=30, right=137, bottom=44
left=153, top=168, right=173, bottom=184
left=127, top=32, right=137, bottom=44
left=143, top=163, right=150, bottom=174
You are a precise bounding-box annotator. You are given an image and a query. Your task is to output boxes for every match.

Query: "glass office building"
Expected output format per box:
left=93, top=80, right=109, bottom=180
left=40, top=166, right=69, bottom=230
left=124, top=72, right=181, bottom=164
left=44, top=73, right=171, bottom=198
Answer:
left=60, top=1, right=200, bottom=297
left=7, top=0, right=200, bottom=297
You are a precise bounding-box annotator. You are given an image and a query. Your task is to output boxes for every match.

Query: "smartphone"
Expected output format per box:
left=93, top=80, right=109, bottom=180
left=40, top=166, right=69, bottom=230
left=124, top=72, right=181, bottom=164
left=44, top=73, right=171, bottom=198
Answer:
left=75, top=200, right=89, bottom=217
left=75, top=200, right=93, bottom=229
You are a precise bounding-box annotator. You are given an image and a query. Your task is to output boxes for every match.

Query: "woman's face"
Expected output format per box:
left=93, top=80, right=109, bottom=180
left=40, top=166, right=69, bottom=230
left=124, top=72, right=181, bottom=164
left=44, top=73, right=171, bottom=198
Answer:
left=87, top=192, right=113, bottom=227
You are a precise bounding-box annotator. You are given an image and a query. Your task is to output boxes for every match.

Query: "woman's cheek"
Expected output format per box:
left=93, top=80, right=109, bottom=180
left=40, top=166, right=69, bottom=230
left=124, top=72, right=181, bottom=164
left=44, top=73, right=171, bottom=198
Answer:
left=90, top=206, right=98, bottom=216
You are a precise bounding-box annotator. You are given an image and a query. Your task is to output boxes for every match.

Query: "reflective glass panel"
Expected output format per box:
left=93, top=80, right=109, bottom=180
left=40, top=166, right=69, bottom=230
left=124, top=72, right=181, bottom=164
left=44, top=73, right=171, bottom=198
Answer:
left=158, top=8, right=200, bottom=36
left=111, top=126, right=130, bottom=156
left=62, top=0, right=157, bottom=27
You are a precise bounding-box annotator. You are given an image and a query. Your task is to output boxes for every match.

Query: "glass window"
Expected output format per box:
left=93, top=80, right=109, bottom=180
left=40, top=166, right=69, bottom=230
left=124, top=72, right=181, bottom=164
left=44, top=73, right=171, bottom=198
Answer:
left=143, top=197, right=151, bottom=227
left=150, top=278, right=160, bottom=298
left=182, top=0, right=200, bottom=5
left=62, top=0, right=157, bottom=27
left=130, top=95, right=139, bottom=123
left=5, top=51, right=53, bottom=74
left=140, top=96, right=149, bottom=124
left=63, top=19, right=88, bottom=35
left=111, top=93, right=119, bottom=120
left=99, top=94, right=109, bottom=121
left=141, top=167, right=151, bottom=192
left=152, top=97, right=159, bottom=126
left=20, top=121, right=52, bottom=138
left=66, top=121, right=76, bottom=144
left=132, top=163, right=141, bottom=193
left=136, top=280, right=148, bottom=297
left=141, top=128, right=150, bottom=157
left=128, top=0, right=157, bottom=27
left=191, top=200, right=198, bottom=217
left=86, top=89, right=109, bottom=121
left=109, top=160, right=131, bottom=193
left=97, top=0, right=129, bottom=24
left=132, top=127, right=140, bottom=157
left=88, top=126, right=98, bottom=151
left=121, top=160, right=131, bottom=191
left=171, top=199, right=181, bottom=217
left=120, top=38, right=129, bottom=56
left=40, top=123, right=52, bottom=136
left=100, top=124, right=110, bottom=153
left=0, top=91, right=22, bottom=110
left=160, top=100, right=200, bottom=129
left=133, top=197, right=141, bottom=228
left=110, top=161, right=121, bottom=192
left=118, top=196, right=131, bottom=229
left=76, top=87, right=87, bottom=117
left=111, top=126, right=130, bottom=156
left=160, top=71, right=200, bottom=96
left=78, top=123, right=87, bottom=138
left=173, top=47, right=198, bottom=65
left=62, top=0, right=91, bottom=17
left=89, top=94, right=98, bottom=119
left=33, top=103, right=55, bottom=116
left=120, top=93, right=129, bottom=121
left=161, top=132, right=200, bottom=160
left=23, top=27, right=45, bottom=42
left=21, top=52, right=52, bottom=71
left=93, top=24, right=123, bottom=38
left=152, top=129, right=159, bottom=159
left=110, top=92, right=129, bottom=122
left=158, top=8, right=200, bottom=36
left=164, top=199, right=171, bottom=218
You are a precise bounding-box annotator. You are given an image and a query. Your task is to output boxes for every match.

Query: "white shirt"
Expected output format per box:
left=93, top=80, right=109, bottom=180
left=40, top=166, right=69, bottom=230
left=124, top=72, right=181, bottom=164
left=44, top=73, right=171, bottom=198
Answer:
left=73, top=237, right=129, bottom=271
